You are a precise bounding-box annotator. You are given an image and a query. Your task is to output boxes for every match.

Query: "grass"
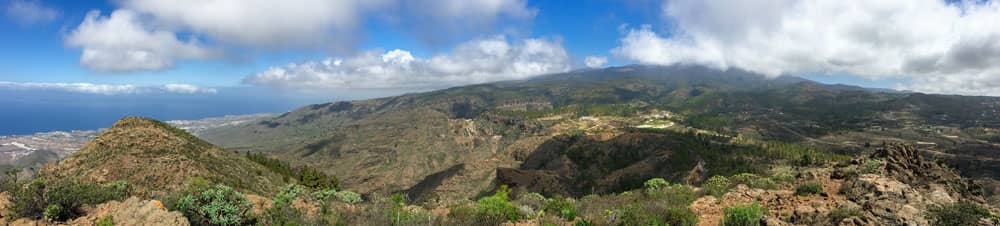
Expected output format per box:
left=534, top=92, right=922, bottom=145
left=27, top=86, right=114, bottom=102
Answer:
left=795, top=182, right=824, bottom=196
left=723, top=203, right=764, bottom=226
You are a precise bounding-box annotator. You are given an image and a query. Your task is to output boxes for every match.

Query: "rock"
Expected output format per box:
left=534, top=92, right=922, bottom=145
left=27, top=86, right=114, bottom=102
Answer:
left=761, top=215, right=792, bottom=226
left=67, top=197, right=189, bottom=226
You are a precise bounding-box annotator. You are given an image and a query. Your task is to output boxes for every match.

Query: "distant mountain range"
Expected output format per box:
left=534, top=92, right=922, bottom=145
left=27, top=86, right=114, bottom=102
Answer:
left=196, top=65, right=1000, bottom=204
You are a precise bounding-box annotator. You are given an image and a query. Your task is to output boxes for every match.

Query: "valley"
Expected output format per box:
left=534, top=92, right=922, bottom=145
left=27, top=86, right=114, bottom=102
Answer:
left=1, top=65, right=998, bottom=225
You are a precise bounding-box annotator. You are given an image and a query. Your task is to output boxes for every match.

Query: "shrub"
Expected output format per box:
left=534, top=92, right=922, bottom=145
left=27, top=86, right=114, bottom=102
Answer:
left=723, top=203, right=763, bottom=226
left=926, top=201, right=991, bottom=226
left=573, top=219, right=593, bottom=226
left=770, top=173, right=796, bottom=184
left=705, top=175, right=731, bottom=197
left=662, top=207, right=698, bottom=226
left=8, top=180, right=129, bottom=221
left=103, top=181, right=130, bottom=198
left=656, top=184, right=696, bottom=206
left=335, top=191, right=362, bottom=204
left=475, top=186, right=524, bottom=225
left=794, top=182, right=823, bottom=196
left=96, top=216, right=114, bottom=226
left=545, top=197, right=578, bottom=221
left=446, top=202, right=478, bottom=224
left=643, top=178, right=670, bottom=191
left=43, top=204, right=64, bottom=221
left=298, top=167, right=338, bottom=190
left=382, top=193, right=433, bottom=225
left=827, top=206, right=862, bottom=224
left=260, top=184, right=306, bottom=225
left=514, top=192, right=547, bottom=213
left=311, top=188, right=338, bottom=201
left=174, top=184, right=254, bottom=226
left=862, top=160, right=882, bottom=174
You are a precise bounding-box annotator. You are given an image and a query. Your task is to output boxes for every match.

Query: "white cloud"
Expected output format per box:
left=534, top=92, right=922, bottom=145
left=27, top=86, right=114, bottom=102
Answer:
left=244, top=36, right=570, bottom=89
left=64, top=10, right=218, bottom=73
left=5, top=0, right=58, bottom=25
left=163, top=83, right=218, bottom=94
left=63, top=0, right=539, bottom=73
left=0, top=81, right=217, bottom=95
left=614, top=0, right=1000, bottom=96
left=117, top=0, right=386, bottom=49
left=584, top=56, right=608, bottom=68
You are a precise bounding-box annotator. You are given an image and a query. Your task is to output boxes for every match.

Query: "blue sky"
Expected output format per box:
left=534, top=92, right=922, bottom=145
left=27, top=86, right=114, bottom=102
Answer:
left=0, top=0, right=659, bottom=87
left=2, top=0, right=1000, bottom=96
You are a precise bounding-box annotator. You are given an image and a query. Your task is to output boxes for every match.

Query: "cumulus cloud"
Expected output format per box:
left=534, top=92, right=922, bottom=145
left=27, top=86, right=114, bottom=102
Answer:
left=244, top=36, right=570, bottom=89
left=0, top=81, right=217, bottom=95
left=5, top=0, right=58, bottom=25
left=613, top=0, right=1000, bottom=96
left=63, top=0, right=539, bottom=73
left=117, top=0, right=387, bottom=49
left=584, top=56, right=608, bottom=68
left=64, top=10, right=218, bottom=73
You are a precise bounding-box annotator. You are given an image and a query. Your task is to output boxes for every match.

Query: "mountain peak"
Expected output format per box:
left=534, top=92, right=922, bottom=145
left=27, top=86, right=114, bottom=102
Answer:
left=41, top=117, right=284, bottom=197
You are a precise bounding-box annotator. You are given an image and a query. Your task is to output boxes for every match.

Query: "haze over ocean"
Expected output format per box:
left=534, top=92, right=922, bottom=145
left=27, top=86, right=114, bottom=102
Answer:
left=0, top=88, right=331, bottom=135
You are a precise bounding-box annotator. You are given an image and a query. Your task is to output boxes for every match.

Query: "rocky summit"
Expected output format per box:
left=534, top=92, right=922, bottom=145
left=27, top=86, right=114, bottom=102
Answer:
left=40, top=117, right=285, bottom=198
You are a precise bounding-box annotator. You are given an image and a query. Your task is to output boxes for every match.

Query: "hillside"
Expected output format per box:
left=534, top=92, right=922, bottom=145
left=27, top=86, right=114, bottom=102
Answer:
left=40, top=117, right=286, bottom=197
left=198, top=65, right=1000, bottom=206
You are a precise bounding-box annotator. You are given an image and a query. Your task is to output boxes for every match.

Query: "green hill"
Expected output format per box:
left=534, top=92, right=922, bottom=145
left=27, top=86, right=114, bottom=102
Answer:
left=40, top=117, right=286, bottom=197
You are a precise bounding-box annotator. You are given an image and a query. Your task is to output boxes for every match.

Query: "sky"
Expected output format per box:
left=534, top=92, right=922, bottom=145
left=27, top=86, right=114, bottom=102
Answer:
left=2, top=0, right=1000, bottom=98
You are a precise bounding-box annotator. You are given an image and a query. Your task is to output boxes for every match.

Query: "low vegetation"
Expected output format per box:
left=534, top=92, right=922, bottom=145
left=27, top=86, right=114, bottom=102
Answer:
left=723, top=202, right=763, bottom=226
left=827, top=206, right=862, bottom=224
left=3, top=178, right=130, bottom=221
left=245, top=153, right=339, bottom=190
left=794, top=182, right=823, bottom=196
left=926, top=201, right=992, bottom=226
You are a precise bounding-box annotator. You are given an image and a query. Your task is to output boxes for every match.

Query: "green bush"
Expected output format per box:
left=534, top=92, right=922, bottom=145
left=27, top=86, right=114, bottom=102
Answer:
left=260, top=184, right=307, bottom=225
left=862, top=160, right=882, bottom=174
left=381, top=193, right=434, bottom=226
left=643, top=178, right=670, bottom=191
left=475, top=186, right=524, bottom=225
left=573, top=219, right=593, bottom=226
left=7, top=180, right=129, bottom=221
left=96, top=216, right=114, bottom=226
left=43, top=204, right=64, bottom=221
left=926, top=201, right=991, bottom=226
left=705, top=175, right=731, bottom=197
left=794, top=182, right=823, bottom=196
left=174, top=184, right=254, bottom=226
left=723, top=203, right=763, bottom=226
left=545, top=197, right=577, bottom=221
left=663, top=207, right=698, bottom=226
left=311, top=188, right=338, bottom=201
left=335, top=191, right=362, bottom=204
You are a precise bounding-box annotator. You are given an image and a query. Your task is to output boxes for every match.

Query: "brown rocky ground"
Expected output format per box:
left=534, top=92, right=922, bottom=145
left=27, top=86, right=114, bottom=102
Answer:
left=0, top=194, right=188, bottom=226
left=694, top=145, right=998, bottom=226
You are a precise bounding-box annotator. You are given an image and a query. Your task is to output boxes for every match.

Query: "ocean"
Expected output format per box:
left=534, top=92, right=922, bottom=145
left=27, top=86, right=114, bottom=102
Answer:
left=0, top=87, right=336, bottom=135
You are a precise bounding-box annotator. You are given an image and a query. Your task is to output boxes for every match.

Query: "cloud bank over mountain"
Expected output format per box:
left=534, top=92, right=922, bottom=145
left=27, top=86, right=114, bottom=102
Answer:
left=244, top=36, right=570, bottom=89
left=614, top=0, right=1000, bottom=96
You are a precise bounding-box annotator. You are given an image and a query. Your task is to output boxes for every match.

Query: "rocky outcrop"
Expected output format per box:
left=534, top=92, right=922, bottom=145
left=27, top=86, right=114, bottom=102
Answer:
left=4, top=197, right=188, bottom=226
left=833, top=145, right=992, bottom=225
left=68, top=197, right=188, bottom=226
